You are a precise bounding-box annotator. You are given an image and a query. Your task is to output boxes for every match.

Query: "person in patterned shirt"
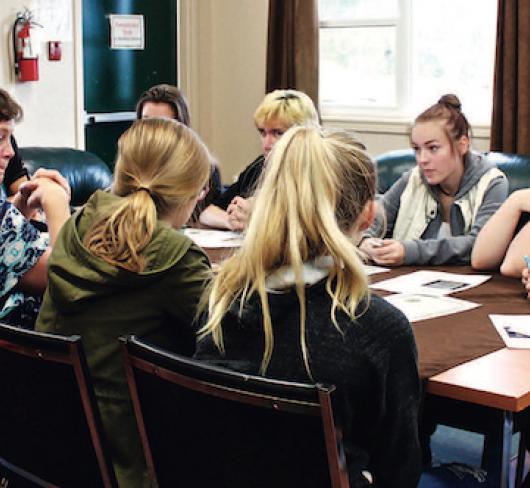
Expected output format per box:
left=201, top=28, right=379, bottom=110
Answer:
left=0, top=88, right=71, bottom=328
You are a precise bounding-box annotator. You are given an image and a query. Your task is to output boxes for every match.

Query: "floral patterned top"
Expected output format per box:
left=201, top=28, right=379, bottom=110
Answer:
left=0, top=199, right=48, bottom=328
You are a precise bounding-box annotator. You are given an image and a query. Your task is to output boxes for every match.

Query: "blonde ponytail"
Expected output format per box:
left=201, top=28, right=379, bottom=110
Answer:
left=84, top=118, right=211, bottom=272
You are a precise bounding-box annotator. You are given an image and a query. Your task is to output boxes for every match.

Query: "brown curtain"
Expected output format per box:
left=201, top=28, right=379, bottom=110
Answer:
left=490, top=0, right=530, bottom=153
left=266, top=0, right=319, bottom=111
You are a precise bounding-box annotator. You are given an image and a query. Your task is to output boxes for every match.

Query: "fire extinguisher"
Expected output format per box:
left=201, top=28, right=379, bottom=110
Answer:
left=12, top=9, right=41, bottom=82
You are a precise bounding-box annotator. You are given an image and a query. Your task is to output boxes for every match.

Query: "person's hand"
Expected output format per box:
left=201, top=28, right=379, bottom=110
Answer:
left=18, top=176, right=70, bottom=216
left=227, top=196, right=252, bottom=232
left=32, top=168, right=71, bottom=200
left=366, top=238, right=405, bottom=266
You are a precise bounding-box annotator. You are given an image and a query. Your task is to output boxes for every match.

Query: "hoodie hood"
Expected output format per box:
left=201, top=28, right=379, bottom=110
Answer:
left=46, top=190, right=193, bottom=313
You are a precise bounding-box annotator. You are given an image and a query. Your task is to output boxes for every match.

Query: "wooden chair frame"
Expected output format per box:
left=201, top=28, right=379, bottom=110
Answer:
left=122, top=335, right=350, bottom=488
left=0, top=322, right=117, bottom=487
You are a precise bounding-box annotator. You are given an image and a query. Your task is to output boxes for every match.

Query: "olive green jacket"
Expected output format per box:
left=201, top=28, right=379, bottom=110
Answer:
left=36, top=190, right=211, bottom=487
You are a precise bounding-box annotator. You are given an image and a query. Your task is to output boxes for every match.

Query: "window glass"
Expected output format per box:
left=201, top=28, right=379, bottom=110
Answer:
left=411, top=0, right=498, bottom=124
left=319, top=0, right=399, bottom=21
left=320, top=27, right=396, bottom=108
left=319, top=0, right=498, bottom=125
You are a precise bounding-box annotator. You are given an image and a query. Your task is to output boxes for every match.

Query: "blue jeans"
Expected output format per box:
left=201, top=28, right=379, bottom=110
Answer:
left=419, top=464, right=487, bottom=487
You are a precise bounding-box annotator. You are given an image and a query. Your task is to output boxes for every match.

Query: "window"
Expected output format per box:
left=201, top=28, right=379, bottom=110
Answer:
left=319, top=0, right=498, bottom=126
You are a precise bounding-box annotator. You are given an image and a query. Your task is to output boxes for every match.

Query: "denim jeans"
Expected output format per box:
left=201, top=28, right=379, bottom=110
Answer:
left=419, top=464, right=487, bottom=487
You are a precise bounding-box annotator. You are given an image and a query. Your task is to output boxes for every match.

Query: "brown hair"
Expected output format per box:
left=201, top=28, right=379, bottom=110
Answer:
left=0, top=89, right=23, bottom=122
left=136, top=84, right=190, bottom=126
left=414, top=94, right=471, bottom=153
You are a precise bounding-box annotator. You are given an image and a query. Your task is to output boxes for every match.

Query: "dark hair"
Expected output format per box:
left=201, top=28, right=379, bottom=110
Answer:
left=414, top=94, right=471, bottom=151
left=0, top=88, right=23, bottom=123
left=135, top=84, right=190, bottom=126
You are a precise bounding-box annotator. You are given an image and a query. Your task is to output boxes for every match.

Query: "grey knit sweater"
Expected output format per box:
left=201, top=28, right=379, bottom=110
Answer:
left=195, top=280, right=422, bottom=488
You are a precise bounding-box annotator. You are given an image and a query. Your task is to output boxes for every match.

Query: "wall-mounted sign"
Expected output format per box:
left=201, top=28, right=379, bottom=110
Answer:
left=109, top=14, right=144, bottom=50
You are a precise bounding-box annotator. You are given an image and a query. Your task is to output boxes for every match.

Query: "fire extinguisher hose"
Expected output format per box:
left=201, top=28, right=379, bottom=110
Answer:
left=12, top=16, right=25, bottom=75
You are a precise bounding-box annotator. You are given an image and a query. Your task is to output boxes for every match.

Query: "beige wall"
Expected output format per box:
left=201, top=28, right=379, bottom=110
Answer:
left=180, top=0, right=269, bottom=184
left=0, top=0, right=79, bottom=147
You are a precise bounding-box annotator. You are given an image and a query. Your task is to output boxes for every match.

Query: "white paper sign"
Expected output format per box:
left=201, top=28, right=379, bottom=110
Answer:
left=110, top=15, right=144, bottom=50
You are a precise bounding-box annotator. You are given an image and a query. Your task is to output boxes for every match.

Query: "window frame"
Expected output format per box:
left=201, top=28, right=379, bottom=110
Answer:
left=318, top=0, right=493, bottom=133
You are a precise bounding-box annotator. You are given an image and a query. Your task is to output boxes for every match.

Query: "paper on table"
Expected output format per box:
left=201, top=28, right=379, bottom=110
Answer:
left=384, top=293, right=480, bottom=322
left=363, top=264, right=390, bottom=276
left=371, top=270, right=491, bottom=296
left=490, top=314, right=530, bottom=348
left=184, top=228, right=243, bottom=248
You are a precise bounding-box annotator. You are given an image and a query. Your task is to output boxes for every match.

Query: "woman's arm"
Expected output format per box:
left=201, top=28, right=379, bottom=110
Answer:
left=471, top=189, right=530, bottom=273
left=16, top=171, right=71, bottom=294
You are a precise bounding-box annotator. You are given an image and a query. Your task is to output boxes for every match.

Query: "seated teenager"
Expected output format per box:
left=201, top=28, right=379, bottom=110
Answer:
left=136, top=83, right=222, bottom=218
left=199, top=89, right=319, bottom=231
left=472, top=188, right=530, bottom=277
left=360, top=94, right=508, bottom=266
left=195, top=126, right=422, bottom=487
left=0, top=88, right=71, bottom=328
left=36, top=119, right=213, bottom=487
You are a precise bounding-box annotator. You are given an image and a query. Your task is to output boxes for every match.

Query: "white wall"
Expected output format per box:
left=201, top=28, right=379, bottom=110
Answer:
left=0, top=0, right=79, bottom=148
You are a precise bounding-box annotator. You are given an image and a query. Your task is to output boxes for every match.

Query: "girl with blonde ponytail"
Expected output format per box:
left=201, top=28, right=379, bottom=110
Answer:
left=36, top=118, right=212, bottom=488
left=195, top=125, right=421, bottom=487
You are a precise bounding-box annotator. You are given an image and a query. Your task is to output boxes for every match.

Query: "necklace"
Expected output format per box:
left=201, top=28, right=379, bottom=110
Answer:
left=437, top=185, right=456, bottom=197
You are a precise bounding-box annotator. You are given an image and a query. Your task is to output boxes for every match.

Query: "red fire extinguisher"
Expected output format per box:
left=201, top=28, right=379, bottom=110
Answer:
left=12, top=9, right=41, bottom=82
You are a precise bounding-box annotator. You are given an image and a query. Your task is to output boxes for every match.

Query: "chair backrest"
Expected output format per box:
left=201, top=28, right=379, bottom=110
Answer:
left=0, top=323, right=117, bottom=488
left=19, top=147, right=113, bottom=206
left=374, top=148, right=530, bottom=194
left=122, top=336, right=350, bottom=488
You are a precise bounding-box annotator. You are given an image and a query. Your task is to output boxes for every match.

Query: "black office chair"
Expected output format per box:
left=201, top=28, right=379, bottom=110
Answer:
left=0, top=322, right=117, bottom=487
left=122, top=335, right=350, bottom=488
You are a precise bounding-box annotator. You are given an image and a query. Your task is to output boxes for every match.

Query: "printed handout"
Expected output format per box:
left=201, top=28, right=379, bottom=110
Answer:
left=371, top=270, right=491, bottom=296
left=183, top=228, right=243, bottom=248
left=490, top=314, right=530, bottom=349
left=363, top=265, right=390, bottom=276
left=384, top=293, right=480, bottom=322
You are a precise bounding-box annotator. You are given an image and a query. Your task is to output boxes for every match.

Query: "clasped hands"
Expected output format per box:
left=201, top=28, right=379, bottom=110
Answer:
left=359, top=237, right=405, bottom=267
left=226, top=196, right=252, bottom=232
left=13, top=168, right=71, bottom=219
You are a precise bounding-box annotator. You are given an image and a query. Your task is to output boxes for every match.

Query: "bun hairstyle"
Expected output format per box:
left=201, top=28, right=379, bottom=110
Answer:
left=84, top=118, right=211, bottom=272
left=199, top=125, right=376, bottom=376
left=414, top=93, right=471, bottom=152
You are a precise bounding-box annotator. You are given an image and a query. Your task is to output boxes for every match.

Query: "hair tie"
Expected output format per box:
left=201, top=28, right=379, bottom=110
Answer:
left=276, top=91, right=299, bottom=101
left=136, top=187, right=152, bottom=197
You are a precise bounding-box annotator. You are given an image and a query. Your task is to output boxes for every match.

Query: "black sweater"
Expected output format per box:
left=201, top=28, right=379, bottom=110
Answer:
left=195, top=280, right=422, bottom=488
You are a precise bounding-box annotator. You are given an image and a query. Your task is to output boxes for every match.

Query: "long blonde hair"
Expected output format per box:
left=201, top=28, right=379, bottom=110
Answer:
left=84, top=118, right=211, bottom=272
left=199, top=126, right=376, bottom=375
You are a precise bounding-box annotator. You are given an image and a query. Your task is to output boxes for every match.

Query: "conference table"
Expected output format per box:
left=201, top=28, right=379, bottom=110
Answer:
left=369, top=265, right=530, bottom=488
left=204, top=247, right=530, bottom=488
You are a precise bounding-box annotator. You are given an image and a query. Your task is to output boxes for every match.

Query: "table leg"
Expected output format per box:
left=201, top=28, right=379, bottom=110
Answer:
left=483, top=410, right=513, bottom=488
